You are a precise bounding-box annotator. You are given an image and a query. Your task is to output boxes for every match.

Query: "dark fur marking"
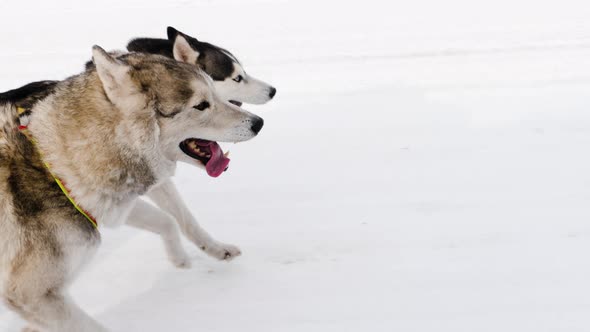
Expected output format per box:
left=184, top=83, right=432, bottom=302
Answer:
left=128, top=38, right=175, bottom=58
left=155, top=104, right=182, bottom=118
left=127, top=29, right=237, bottom=81
left=176, top=84, right=194, bottom=101
left=0, top=81, right=58, bottom=110
left=140, top=82, right=150, bottom=93
left=7, top=137, right=65, bottom=219
left=8, top=170, right=45, bottom=217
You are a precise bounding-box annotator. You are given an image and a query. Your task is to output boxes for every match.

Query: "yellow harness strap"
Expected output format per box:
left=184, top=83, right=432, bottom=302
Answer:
left=17, top=107, right=98, bottom=229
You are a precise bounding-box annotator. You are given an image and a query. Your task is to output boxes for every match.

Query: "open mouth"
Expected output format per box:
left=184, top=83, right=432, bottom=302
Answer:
left=179, top=139, right=230, bottom=178
left=229, top=100, right=243, bottom=107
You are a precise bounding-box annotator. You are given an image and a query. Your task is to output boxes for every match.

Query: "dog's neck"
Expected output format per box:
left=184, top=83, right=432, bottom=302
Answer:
left=26, top=71, right=175, bottom=227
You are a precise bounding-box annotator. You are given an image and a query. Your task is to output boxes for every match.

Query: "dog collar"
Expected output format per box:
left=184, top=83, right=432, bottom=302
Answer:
left=17, top=108, right=98, bottom=228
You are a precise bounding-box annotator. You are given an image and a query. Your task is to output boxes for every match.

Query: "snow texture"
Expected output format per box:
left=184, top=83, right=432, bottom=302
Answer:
left=1, top=0, right=590, bottom=331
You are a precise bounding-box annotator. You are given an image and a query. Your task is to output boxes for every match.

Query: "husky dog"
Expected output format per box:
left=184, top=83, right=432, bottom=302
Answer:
left=0, top=46, right=263, bottom=331
left=1, top=26, right=276, bottom=267
left=128, top=26, right=277, bottom=106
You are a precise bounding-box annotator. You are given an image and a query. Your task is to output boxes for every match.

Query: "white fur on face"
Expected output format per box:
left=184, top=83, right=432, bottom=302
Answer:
left=158, top=74, right=262, bottom=164
left=170, top=39, right=273, bottom=105
left=213, top=63, right=275, bottom=104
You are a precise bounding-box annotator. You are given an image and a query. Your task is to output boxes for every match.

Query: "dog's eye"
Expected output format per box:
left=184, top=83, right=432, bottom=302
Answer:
left=193, top=101, right=210, bottom=111
left=233, top=75, right=243, bottom=83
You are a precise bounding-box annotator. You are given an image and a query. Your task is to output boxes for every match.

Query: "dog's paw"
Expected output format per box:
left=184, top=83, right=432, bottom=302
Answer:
left=166, top=247, right=192, bottom=269
left=201, top=242, right=242, bottom=261
left=170, top=254, right=192, bottom=269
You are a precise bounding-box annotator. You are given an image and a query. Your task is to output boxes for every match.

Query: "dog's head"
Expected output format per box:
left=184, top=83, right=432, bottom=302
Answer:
left=92, top=46, right=263, bottom=177
left=127, top=27, right=276, bottom=107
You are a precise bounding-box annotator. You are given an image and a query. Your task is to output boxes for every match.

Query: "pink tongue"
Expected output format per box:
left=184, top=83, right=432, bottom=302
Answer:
left=204, top=142, right=230, bottom=178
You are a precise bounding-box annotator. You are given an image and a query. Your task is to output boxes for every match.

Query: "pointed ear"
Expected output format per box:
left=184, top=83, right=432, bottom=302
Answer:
left=167, top=26, right=180, bottom=41
left=172, top=34, right=199, bottom=64
left=167, top=26, right=198, bottom=42
left=92, top=45, right=134, bottom=100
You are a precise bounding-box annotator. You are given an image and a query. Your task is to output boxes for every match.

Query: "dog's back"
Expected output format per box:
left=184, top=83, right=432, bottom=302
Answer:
left=127, top=38, right=174, bottom=58
left=0, top=80, right=58, bottom=111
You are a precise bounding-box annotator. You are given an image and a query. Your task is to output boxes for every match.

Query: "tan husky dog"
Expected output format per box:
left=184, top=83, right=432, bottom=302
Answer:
left=0, top=46, right=263, bottom=331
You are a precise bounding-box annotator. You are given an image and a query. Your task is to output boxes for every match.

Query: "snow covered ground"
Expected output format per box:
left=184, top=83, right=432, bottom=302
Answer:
left=2, top=0, right=590, bottom=331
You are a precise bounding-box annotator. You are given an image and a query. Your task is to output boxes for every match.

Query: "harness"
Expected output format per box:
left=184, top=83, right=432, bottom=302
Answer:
left=17, top=107, right=98, bottom=229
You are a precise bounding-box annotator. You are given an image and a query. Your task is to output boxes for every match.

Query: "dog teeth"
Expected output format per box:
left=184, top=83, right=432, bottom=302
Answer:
left=193, top=149, right=206, bottom=157
left=186, top=141, right=212, bottom=159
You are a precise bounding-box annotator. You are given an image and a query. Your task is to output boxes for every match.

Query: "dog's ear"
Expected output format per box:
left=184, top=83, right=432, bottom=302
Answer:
left=167, top=26, right=180, bottom=41
left=92, top=45, right=135, bottom=101
left=171, top=34, right=199, bottom=64
left=167, top=26, right=198, bottom=42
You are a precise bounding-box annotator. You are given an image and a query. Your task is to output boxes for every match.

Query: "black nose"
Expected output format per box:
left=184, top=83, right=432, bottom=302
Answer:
left=251, top=117, right=264, bottom=134
left=268, top=87, right=277, bottom=99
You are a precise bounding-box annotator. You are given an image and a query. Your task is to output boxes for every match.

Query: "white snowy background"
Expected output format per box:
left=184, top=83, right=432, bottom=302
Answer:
left=1, top=0, right=590, bottom=331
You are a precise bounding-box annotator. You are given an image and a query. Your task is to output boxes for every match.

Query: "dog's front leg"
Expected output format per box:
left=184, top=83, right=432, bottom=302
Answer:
left=146, top=179, right=241, bottom=261
left=126, top=199, right=191, bottom=268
